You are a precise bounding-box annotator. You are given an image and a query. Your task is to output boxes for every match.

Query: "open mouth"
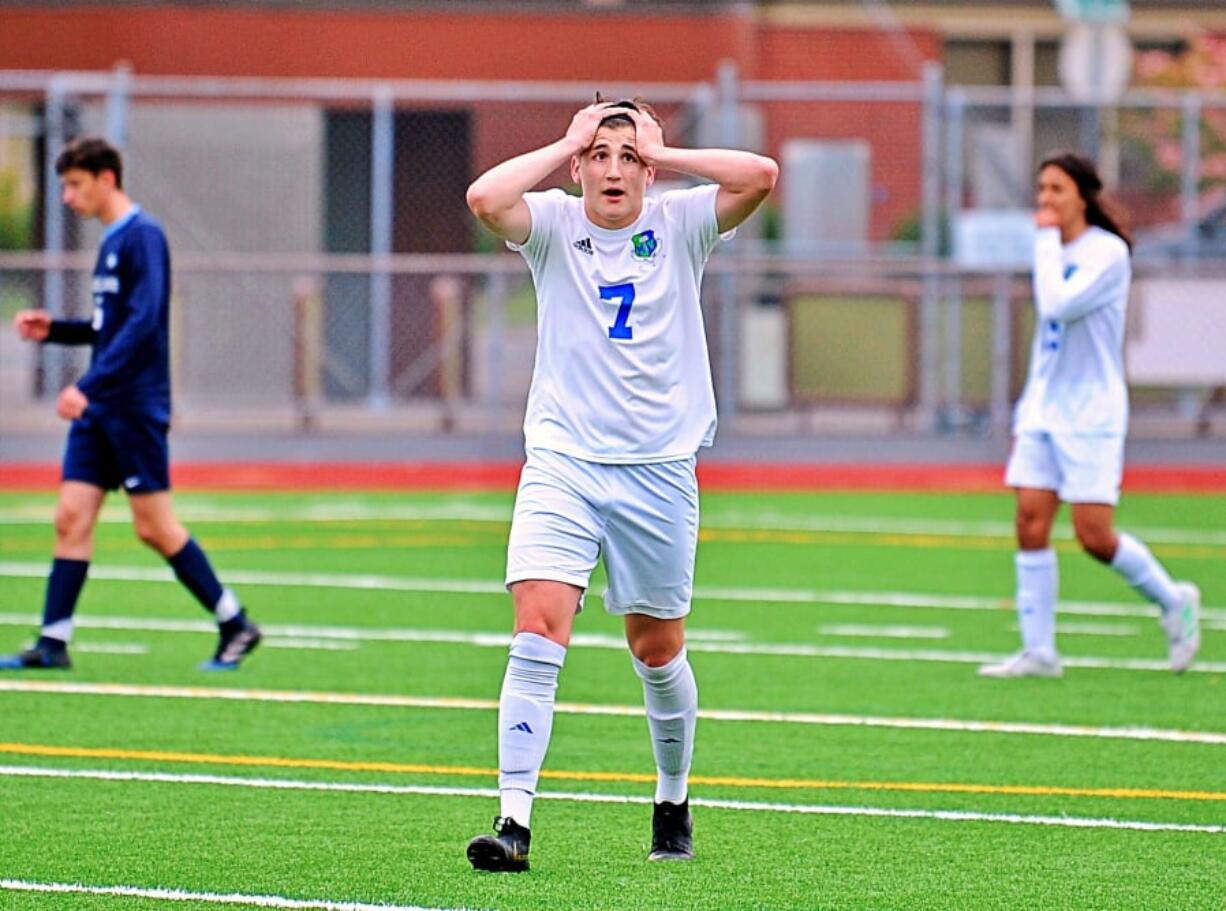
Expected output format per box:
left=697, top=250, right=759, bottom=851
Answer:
left=602, top=188, right=625, bottom=201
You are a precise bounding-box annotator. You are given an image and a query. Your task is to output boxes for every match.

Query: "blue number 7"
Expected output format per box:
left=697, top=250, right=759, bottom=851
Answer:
left=600, top=283, right=636, bottom=340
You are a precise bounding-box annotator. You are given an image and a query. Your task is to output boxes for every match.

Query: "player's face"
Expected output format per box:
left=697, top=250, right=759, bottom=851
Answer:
left=1036, top=165, right=1086, bottom=232
left=59, top=168, right=112, bottom=220
left=572, top=123, right=655, bottom=229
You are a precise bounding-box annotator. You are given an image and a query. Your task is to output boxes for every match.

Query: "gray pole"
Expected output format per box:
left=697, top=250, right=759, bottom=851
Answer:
left=990, top=271, right=1012, bottom=436
left=1181, top=93, right=1202, bottom=260
left=943, top=89, right=965, bottom=431
left=716, top=59, right=740, bottom=421
left=368, top=85, right=394, bottom=410
left=42, top=77, right=68, bottom=394
left=105, top=62, right=132, bottom=149
left=918, top=61, right=944, bottom=430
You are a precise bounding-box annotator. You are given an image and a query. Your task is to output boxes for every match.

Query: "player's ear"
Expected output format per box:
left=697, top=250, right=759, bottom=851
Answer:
left=644, top=165, right=656, bottom=187
left=569, top=155, right=581, bottom=185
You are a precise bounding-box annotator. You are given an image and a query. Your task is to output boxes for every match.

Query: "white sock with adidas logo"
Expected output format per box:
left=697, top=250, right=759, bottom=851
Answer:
left=497, top=632, right=566, bottom=827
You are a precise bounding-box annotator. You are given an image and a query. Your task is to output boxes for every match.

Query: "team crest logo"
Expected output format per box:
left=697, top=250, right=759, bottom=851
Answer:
left=630, top=230, right=658, bottom=259
left=106, top=252, right=118, bottom=270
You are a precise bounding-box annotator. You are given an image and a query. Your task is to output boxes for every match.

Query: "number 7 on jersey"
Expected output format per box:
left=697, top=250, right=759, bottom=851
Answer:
left=600, top=283, right=636, bottom=341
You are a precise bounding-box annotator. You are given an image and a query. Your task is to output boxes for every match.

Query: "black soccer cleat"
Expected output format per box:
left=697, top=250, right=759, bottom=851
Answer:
left=649, top=798, right=694, bottom=861
left=467, top=816, right=531, bottom=873
left=199, top=619, right=261, bottom=671
left=0, top=642, right=72, bottom=671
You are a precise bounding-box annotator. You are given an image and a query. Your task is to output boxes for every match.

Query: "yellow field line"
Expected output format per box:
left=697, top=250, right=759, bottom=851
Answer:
left=2, top=742, right=1221, bottom=803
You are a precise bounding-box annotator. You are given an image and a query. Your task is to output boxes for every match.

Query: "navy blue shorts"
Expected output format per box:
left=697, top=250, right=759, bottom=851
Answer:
left=62, top=409, right=171, bottom=494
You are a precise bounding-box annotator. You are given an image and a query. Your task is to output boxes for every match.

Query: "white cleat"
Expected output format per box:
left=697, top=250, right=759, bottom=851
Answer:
left=1162, top=582, right=1201, bottom=674
left=978, top=650, right=1063, bottom=679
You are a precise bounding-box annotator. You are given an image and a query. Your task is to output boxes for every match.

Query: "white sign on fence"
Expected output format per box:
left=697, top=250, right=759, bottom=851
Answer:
left=1127, top=280, right=1226, bottom=386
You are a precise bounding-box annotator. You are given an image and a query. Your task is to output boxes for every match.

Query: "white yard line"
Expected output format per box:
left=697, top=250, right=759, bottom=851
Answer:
left=818, top=624, right=950, bottom=639
left=1, top=766, right=1221, bottom=835
left=1017, top=622, right=1140, bottom=638
left=0, top=608, right=1222, bottom=674
left=0, top=878, right=478, bottom=911
left=2, top=561, right=1222, bottom=621
left=71, top=643, right=149, bottom=655
left=263, top=638, right=359, bottom=652
left=1, top=680, right=1223, bottom=745
left=1, top=501, right=1221, bottom=546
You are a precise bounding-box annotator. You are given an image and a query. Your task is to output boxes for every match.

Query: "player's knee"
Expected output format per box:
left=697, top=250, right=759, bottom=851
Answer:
left=1015, top=511, right=1049, bottom=549
left=132, top=517, right=164, bottom=550
left=1074, top=524, right=1115, bottom=562
left=53, top=503, right=92, bottom=543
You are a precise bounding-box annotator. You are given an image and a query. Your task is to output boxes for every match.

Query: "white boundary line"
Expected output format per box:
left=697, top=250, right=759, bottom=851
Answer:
left=1, top=680, right=1223, bottom=745
left=1, top=765, right=1222, bottom=835
left=3, top=561, right=1222, bottom=621
left=1, top=500, right=1222, bottom=546
left=2, top=608, right=1221, bottom=674
left=0, top=878, right=477, bottom=911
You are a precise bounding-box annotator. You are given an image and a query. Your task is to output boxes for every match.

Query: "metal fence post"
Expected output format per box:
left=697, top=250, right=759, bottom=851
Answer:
left=42, top=76, right=68, bottom=395
left=918, top=61, right=944, bottom=430
left=105, top=61, right=132, bottom=148
left=1181, top=93, right=1202, bottom=260
left=942, top=88, right=965, bottom=430
left=716, top=60, right=740, bottom=421
left=368, top=84, right=394, bottom=410
left=990, top=271, right=1012, bottom=436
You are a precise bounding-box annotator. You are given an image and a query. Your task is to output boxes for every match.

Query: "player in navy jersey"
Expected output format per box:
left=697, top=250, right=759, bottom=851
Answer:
left=1, top=137, right=261, bottom=672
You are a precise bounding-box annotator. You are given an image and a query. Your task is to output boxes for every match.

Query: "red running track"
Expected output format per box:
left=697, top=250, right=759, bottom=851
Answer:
left=1, top=462, right=1224, bottom=493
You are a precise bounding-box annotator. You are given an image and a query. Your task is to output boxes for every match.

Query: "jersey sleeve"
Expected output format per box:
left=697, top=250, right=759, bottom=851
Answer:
left=505, top=189, right=567, bottom=272
left=76, top=224, right=167, bottom=399
left=1032, top=228, right=1129, bottom=323
left=665, top=184, right=731, bottom=266
left=46, top=319, right=96, bottom=345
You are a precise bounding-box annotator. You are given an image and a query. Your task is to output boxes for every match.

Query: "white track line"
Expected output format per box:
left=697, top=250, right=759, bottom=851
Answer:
left=1018, top=623, right=1140, bottom=638
left=71, top=643, right=149, bottom=655
left=0, top=878, right=477, bottom=911
left=2, top=561, right=1223, bottom=622
left=1, top=501, right=1221, bottom=546
left=0, top=610, right=1222, bottom=673
left=1, top=766, right=1221, bottom=835
left=1, top=680, right=1223, bottom=745
left=818, top=624, right=950, bottom=639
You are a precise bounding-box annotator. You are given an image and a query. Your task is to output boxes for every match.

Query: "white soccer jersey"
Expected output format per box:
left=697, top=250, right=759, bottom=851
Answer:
left=1013, top=225, right=1132, bottom=435
left=509, top=184, right=728, bottom=463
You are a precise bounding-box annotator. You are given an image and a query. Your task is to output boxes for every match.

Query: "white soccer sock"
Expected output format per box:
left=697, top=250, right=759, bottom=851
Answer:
left=1016, top=549, right=1058, bottom=661
left=632, top=648, right=697, bottom=805
left=1111, top=532, right=1182, bottom=614
left=214, top=588, right=242, bottom=624
left=40, top=618, right=74, bottom=643
left=497, top=632, right=566, bottom=828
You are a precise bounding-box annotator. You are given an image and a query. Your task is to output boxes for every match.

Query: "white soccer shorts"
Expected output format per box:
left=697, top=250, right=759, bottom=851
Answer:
left=1004, top=431, right=1124, bottom=505
left=505, top=447, right=699, bottom=619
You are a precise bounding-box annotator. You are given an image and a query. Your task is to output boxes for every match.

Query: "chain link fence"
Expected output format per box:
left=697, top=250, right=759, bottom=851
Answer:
left=1, top=67, right=1224, bottom=440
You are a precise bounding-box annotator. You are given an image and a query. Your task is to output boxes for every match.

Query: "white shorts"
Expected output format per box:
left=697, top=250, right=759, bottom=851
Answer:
left=1004, top=431, right=1124, bottom=505
left=505, top=447, right=699, bottom=619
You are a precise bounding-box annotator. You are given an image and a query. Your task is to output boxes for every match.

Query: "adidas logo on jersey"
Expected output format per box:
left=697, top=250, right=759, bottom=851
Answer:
left=572, top=237, right=593, bottom=256
left=509, top=721, right=534, bottom=734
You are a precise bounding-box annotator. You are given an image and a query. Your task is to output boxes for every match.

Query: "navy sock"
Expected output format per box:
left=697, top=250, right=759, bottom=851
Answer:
left=167, top=538, right=225, bottom=612
left=219, top=612, right=248, bottom=637
left=40, top=557, right=89, bottom=638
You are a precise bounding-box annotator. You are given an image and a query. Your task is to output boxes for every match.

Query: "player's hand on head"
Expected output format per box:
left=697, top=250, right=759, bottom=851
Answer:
left=564, top=103, right=611, bottom=154
left=628, top=109, right=664, bottom=165
left=13, top=310, right=51, bottom=342
left=55, top=385, right=88, bottom=421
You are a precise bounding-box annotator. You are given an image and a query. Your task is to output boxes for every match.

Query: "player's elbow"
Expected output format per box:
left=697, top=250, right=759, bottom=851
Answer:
left=466, top=182, right=504, bottom=221
left=755, top=156, right=780, bottom=193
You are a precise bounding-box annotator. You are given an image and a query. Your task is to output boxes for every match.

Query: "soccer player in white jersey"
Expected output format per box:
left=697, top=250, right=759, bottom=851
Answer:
left=979, top=151, right=1200, bottom=679
left=462, top=97, right=777, bottom=871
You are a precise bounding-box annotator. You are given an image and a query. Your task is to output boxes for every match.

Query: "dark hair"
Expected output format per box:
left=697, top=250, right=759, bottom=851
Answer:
left=55, top=136, right=123, bottom=189
left=594, top=92, right=665, bottom=141
left=1038, top=150, right=1131, bottom=251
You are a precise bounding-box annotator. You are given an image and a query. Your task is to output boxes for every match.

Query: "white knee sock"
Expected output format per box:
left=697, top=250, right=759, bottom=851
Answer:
left=1016, top=549, right=1058, bottom=660
left=632, top=648, right=697, bottom=805
left=497, top=632, right=566, bottom=828
left=1111, top=532, right=1181, bottom=614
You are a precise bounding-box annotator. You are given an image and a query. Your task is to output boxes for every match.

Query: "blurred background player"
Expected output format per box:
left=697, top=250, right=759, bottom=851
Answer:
left=463, top=98, right=777, bottom=871
left=979, top=151, right=1200, bottom=680
left=0, top=137, right=261, bottom=673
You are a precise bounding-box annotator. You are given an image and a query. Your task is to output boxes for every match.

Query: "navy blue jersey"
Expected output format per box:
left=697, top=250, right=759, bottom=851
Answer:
left=48, top=206, right=171, bottom=419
